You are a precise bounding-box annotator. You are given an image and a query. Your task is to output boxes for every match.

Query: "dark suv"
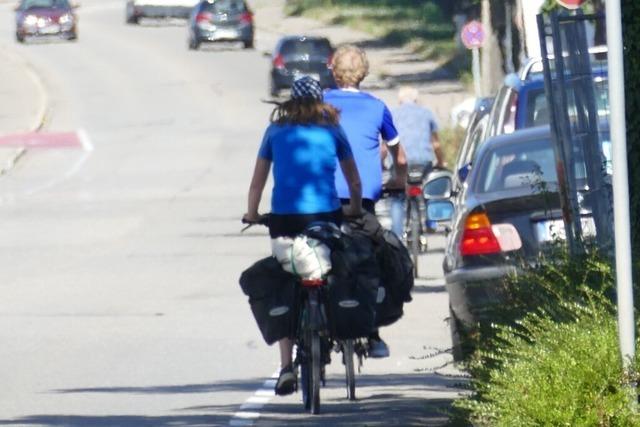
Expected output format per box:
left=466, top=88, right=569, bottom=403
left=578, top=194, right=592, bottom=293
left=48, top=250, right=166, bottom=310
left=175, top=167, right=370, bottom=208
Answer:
left=188, top=0, right=254, bottom=50
left=269, top=36, right=335, bottom=97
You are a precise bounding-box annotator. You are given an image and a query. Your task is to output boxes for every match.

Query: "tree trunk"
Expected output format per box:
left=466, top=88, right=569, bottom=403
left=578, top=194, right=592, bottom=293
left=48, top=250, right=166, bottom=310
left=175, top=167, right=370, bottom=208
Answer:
left=481, top=0, right=504, bottom=95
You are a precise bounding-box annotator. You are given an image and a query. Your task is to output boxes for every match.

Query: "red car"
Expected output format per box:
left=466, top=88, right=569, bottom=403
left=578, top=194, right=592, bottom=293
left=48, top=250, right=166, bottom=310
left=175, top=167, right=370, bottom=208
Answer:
left=15, top=0, right=78, bottom=43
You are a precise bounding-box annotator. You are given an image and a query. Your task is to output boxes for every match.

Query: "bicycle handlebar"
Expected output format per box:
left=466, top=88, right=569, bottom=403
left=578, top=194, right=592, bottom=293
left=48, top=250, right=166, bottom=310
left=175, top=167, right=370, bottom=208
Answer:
left=241, top=214, right=271, bottom=232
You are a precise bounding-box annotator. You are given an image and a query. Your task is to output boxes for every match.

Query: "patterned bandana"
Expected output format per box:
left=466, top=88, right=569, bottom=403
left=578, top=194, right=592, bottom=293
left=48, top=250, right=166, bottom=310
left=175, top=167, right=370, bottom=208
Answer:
left=291, top=76, right=323, bottom=101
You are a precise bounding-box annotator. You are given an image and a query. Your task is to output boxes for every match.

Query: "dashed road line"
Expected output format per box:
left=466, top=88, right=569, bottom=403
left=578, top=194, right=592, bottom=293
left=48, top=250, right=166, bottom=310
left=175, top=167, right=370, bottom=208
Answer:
left=229, top=371, right=279, bottom=426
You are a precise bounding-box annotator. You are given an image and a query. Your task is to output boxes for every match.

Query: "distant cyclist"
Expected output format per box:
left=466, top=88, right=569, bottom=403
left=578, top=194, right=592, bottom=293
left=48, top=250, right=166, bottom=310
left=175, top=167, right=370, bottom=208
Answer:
left=243, top=76, right=362, bottom=396
left=388, top=85, right=444, bottom=238
left=324, top=44, right=407, bottom=359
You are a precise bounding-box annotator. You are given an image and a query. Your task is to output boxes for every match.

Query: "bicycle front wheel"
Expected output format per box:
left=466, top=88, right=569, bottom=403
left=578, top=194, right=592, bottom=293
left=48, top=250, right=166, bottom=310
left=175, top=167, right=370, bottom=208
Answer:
left=409, top=199, right=420, bottom=278
left=343, top=339, right=356, bottom=400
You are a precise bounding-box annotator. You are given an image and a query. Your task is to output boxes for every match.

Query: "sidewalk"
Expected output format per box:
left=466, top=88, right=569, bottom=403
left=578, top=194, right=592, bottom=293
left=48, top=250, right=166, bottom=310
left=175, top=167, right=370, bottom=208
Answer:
left=0, top=41, right=47, bottom=174
left=251, top=0, right=472, bottom=126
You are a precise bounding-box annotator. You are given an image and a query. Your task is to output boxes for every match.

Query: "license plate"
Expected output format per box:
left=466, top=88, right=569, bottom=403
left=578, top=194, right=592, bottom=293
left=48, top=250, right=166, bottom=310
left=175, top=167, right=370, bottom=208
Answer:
left=535, top=217, right=596, bottom=242
left=39, top=25, right=60, bottom=34
left=213, top=29, right=238, bottom=39
left=293, top=72, right=320, bottom=82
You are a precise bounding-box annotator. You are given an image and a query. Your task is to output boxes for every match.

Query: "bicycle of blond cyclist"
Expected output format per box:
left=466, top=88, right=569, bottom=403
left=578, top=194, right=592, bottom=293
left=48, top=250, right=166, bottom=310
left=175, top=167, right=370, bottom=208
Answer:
left=242, top=216, right=367, bottom=414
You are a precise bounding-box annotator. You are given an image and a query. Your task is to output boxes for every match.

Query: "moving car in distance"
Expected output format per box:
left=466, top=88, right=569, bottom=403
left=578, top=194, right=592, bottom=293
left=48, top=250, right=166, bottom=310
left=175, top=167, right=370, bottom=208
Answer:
left=126, top=0, right=198, bottom=24
left=187, top=0, right=254, bottom=50
left=15, top=0, right=78, bottom=43
left=269, top=36, right=335, bottom=98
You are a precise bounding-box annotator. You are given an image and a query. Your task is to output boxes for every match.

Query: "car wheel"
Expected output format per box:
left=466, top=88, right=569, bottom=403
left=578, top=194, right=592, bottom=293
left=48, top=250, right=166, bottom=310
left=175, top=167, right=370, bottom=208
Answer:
left=243, top=39, right=254, bottom=49
left=16, top=32, right=25, bottom=43
left=449, top=305, right=465, bottom=362
left=269, top=81, right=279, bottom=98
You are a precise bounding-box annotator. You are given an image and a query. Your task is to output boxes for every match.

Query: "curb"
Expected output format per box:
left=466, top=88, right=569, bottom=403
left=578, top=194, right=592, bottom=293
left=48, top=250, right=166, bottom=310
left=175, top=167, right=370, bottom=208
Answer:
left=0, top=43, right=49, bottom=176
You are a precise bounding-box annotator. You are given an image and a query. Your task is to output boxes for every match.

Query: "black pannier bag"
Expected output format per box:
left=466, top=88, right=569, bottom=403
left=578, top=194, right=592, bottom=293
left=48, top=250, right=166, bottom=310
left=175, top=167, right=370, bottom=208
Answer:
left=325, top=232, right=379, bottom=339
left=342, top=213, right=414, bottom=327
left=239, top=256, right=299, bottom=345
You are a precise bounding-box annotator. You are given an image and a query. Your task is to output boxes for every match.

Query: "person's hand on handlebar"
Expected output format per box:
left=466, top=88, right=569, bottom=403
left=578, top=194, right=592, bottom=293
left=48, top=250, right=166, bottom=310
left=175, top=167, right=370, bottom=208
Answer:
left=342, top=203, right=363, bottom=218
left=384, top=174, right=406, bottom=191
left=242, top=212, right=262, bottom=224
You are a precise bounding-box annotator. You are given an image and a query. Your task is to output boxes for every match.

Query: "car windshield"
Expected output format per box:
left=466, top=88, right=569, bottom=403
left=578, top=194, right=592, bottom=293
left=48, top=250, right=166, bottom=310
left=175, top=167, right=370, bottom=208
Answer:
left=20, top=0, right=69, bottom=9
left=203, top=0, right=245, bottom=14
left=280, top=39, right=332, bottom=57
left=477, top=138, right=558, bottom=194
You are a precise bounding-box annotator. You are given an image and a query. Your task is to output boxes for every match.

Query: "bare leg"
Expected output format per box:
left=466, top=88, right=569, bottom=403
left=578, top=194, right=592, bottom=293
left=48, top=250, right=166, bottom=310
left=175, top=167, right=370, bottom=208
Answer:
left=279, top=338, right=293, bottom=367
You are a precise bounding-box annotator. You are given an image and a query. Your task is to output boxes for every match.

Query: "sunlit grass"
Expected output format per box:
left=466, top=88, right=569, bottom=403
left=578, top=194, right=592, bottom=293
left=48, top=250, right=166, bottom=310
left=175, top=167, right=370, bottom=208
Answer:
left=285, top=0, right=456, bottom=62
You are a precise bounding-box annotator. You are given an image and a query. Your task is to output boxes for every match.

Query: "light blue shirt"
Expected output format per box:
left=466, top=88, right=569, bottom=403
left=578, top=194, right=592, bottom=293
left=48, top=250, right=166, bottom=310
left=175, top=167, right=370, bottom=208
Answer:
left=391, top=102, right=439, bottom=167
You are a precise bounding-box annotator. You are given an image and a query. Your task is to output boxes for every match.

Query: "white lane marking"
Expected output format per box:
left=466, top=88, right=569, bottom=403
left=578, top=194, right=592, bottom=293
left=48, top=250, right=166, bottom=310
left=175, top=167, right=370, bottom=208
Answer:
left=77, top=128, right=95, bottom=152
left=229, top=370, right=280, bottom=426
left=24, top=129, right=93, bottom=196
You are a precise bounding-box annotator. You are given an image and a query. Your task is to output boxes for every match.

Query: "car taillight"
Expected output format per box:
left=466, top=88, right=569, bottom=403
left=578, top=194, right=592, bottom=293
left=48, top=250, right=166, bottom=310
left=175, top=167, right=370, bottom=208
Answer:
left=195, top=12, right=213, bottom=23
left=460, top=212, right=501, bottom=256
left=273, top=54, right=285, bottom=69
left=240, top=11, right=253, bottom=24
left=407, top=185, right=422, bottom=197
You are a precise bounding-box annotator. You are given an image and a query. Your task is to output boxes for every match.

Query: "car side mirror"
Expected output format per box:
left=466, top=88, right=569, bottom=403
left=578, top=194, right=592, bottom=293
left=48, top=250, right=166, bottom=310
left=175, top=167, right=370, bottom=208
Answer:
left=423, top=176, right=452, bottom=199
left=458, top=163, right=472, bottom=183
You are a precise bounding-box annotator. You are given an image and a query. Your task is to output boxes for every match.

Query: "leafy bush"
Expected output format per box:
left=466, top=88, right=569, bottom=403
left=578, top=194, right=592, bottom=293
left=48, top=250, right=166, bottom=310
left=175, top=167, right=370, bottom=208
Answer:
left=459, top=302, right=640, bottom=426
left=450, top=246, right=640, bottom=426
left=458, top=245, right=614, bottom=365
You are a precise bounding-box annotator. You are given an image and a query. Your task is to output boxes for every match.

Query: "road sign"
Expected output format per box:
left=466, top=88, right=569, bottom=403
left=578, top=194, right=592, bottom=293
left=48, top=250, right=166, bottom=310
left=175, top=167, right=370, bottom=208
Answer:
left=556, top=0, right=585, bottom=9
left=461, top=20, right=485, bottom=50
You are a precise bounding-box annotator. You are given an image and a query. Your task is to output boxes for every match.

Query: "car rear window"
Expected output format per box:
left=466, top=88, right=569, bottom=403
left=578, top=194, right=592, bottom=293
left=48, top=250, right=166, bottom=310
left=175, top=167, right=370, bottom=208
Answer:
left=521, top=79, right=609, bottom=128
left=280, top=39, right=332, bottom=56
left=476, top=138, right=558, bottom=194
left=202, top=0, right=245, bottom=13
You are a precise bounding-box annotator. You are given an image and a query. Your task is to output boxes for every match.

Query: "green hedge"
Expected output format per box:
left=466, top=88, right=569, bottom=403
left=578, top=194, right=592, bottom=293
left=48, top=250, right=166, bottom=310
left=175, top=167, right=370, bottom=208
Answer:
left=459, top=303, right=640, bottom=426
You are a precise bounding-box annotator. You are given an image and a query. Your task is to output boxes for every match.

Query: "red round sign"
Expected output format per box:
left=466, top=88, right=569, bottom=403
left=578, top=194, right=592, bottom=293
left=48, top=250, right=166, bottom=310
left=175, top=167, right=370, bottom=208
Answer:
left=556, top=0, right=585, bottom=9
left=461, top=20, right=485, bottom=50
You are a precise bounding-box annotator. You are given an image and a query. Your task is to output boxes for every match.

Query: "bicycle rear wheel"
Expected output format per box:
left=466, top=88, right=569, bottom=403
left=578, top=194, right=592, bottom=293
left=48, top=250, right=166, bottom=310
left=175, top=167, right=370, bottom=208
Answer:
left=310, top=332, right=321, bottom=414
left=409, top=199, right=420, bottom=278
left=343, top=339, right=356, bottom=400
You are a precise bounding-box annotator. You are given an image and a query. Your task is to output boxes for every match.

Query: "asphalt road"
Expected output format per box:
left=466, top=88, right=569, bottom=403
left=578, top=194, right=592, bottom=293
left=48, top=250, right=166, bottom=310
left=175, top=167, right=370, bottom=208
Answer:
left=0, top=2, right=463, bottom=425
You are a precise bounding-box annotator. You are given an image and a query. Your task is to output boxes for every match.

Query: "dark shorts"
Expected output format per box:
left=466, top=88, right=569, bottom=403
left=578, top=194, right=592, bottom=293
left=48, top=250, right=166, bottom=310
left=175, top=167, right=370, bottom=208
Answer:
left=340, top=198, right=376, bottom=215
left=268, top=209, right=343, bottom=238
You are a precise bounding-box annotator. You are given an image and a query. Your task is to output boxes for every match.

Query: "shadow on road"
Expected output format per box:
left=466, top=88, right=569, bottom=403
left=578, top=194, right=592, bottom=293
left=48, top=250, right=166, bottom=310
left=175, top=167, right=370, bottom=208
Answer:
left=51, top=377, right=268, bottom=395
left=0, top=414, right=232, bottom=426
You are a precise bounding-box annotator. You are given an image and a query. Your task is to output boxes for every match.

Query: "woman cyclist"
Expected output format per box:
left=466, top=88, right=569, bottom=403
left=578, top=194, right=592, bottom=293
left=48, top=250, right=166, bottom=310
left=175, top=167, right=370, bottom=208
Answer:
left=243, top=76, right=362, bottom=396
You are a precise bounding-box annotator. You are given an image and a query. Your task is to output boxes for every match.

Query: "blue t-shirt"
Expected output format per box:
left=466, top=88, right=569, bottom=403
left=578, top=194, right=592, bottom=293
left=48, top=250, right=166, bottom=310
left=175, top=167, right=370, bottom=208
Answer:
left=391, top=102, right=439, bottom=167
left=258, top=123, right=353, bottom=215
left=324, top=89, right=399, bottom=201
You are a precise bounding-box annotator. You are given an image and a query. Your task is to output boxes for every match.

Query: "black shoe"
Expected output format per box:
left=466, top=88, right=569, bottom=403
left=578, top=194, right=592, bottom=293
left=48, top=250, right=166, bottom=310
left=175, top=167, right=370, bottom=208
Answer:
left=275, top=365, right=297, bottom=396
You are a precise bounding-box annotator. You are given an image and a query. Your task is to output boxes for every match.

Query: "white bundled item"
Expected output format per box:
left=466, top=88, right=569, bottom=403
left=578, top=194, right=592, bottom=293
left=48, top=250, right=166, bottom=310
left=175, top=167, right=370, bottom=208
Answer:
left=271, top=235, right=332, bottom=280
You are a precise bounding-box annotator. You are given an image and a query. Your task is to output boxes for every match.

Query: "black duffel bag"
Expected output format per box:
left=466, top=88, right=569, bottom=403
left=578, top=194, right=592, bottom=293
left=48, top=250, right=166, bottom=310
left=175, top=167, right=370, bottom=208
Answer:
left=325, top=232, right=380, bottom=339
left=239, top=257, right=299, bottom=345
left=343, top=213, right=414, bottom=327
